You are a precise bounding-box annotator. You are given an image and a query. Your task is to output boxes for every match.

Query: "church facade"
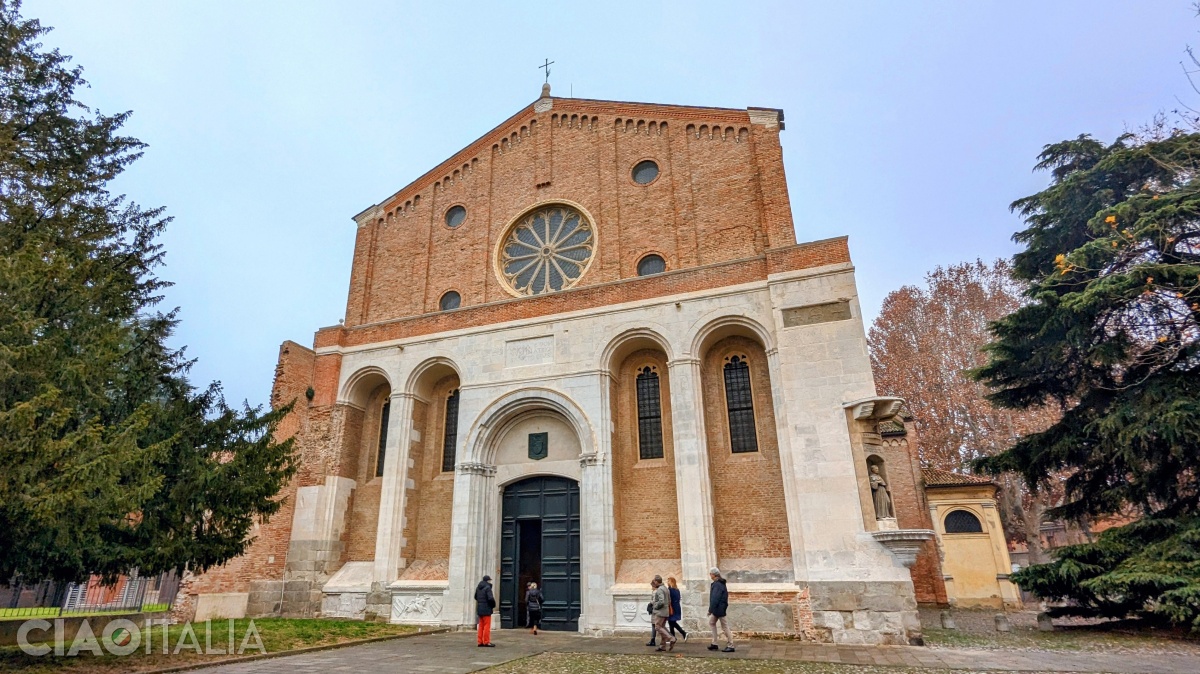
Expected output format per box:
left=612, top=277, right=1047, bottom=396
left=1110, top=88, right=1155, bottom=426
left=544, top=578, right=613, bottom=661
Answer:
left=185, top=86, right=944, bottom=644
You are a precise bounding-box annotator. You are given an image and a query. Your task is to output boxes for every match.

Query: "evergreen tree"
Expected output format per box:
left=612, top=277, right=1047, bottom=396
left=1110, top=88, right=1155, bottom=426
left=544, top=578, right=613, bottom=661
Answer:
left=0, top=0, right=295, bottom=583
left=973, top=128, right=1200, bottom=625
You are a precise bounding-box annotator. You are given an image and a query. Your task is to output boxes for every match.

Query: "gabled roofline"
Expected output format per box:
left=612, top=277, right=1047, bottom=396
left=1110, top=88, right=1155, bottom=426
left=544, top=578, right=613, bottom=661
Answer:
left=351, top=94, right=784, bottom=225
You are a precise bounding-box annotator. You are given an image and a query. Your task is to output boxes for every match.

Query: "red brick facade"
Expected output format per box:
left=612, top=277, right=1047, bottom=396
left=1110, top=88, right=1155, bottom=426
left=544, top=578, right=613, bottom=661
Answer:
left=342, top=97, right=796, bottom=330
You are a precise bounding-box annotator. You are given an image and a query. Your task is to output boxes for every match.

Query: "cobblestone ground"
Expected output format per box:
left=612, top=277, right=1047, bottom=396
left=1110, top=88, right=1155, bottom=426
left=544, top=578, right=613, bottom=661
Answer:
left=184, top=628, right=1200, bottom=674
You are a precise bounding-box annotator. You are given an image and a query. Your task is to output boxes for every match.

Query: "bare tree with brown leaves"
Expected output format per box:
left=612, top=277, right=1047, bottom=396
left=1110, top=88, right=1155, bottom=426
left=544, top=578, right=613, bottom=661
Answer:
left=868, top=259, right=1061, bottom=562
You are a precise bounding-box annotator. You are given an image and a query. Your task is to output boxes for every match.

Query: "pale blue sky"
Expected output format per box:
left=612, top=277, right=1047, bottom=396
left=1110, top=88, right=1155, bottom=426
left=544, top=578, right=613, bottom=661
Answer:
left=24, top=0, right=1200, bottom=407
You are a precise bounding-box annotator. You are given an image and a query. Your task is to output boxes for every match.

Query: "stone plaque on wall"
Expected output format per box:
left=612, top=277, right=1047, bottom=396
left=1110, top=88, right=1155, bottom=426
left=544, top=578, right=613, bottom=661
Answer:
left=528, top=432, right=548, bottom=460
left=781, top=300, right=852, bottom=328
left=505, top=335, right=554, bottom=368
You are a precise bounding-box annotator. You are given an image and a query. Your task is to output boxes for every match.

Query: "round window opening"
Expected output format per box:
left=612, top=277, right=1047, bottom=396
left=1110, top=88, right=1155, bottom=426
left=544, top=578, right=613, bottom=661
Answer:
left=631, top=160, right=659, bottom=185
left=439, top=290, right=461, bottom=311
left=444, top=205, right=467, bottom=228
left=637, top=254, right=666, bottom=276
left=499, top=204, right=594, bottom=296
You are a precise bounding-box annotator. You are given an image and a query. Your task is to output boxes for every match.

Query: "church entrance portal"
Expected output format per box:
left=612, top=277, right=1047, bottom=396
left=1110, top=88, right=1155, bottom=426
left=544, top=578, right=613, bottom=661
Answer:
left=499, top=475, right=581, bottom=631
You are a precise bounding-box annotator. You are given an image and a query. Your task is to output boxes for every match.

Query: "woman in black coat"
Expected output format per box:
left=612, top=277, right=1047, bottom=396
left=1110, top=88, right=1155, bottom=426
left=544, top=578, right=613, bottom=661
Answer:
left=525, top=582, right=544, bottom=634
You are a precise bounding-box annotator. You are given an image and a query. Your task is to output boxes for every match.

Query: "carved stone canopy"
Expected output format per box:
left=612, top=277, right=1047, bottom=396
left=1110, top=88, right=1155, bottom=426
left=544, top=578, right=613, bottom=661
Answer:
left=871, top=529, right=935, bottom=568
left=844, top=396, right=905, bottom=422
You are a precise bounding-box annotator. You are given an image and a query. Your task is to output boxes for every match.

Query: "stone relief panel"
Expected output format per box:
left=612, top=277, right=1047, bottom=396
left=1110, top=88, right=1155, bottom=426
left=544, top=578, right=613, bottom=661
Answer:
left=612, top=594, right=653, bottom=631
left=321, top=592, right=367, bottom=620
left=390, top=591, right=445, bottom=624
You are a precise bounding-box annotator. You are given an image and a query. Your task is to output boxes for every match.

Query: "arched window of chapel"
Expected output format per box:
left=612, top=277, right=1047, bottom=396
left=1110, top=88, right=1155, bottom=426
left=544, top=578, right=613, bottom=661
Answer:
left=375, top=399, right=391, bottom=477
left=723, top=355, right=759, bottom=453
left=441, top=389, right=460, bottom=472
left=635, top=365, right=664, bottom=460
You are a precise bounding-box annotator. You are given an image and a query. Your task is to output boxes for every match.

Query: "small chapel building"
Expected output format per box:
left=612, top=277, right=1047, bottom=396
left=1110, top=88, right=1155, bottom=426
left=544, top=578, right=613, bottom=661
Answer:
left=184, top=86, right=948, bottom=644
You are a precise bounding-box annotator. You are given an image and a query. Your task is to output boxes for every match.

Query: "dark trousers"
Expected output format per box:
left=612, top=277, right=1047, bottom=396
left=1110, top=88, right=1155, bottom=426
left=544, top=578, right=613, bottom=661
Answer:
left=527, top=609, right=542, bottom=629
left=669, top=619, right=687, bottom=637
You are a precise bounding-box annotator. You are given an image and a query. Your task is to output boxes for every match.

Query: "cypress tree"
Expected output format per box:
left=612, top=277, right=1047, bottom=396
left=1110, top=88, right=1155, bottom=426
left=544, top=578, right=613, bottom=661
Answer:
left=973, top=128, right=1200, bottom=625
left=0, top=0, right=295, bottom=583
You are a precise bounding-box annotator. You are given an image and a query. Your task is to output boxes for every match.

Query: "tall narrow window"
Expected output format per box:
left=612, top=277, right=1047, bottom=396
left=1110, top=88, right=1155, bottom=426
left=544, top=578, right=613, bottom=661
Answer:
left=723, top=355, right=759, bottom=453
left=635, top=366, right=664, bottom=460
left=375, top=400, right=391, bottom=477
left=441, top=389, right=460, bottom=472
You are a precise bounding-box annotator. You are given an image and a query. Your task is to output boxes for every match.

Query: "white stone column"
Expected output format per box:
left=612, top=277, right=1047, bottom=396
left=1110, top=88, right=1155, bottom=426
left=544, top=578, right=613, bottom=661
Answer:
left=579, top=449, right=615, bottom=632
left=666, top=358, right=718, bottom=582
left=576, top=373, right=617, bottom=632
left=372, top=392, right=415, bottom=584
left=444, top=462, right=496, bottom=626
left=765, top=347, right=810, bottom=582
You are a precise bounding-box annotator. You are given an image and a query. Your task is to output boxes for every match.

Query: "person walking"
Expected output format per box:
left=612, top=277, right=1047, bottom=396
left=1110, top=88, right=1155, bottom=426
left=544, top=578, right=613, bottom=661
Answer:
left=645, top=598, right=657, bottom=647
left=525, top=582, right=544, bottom=635
left=667, top=576, right=688, bottom=641
left=650, top=575, right=676, bottom=652
left=475, top=575, right=496, bottom=647
left=706, top=567, right=734, bottom=652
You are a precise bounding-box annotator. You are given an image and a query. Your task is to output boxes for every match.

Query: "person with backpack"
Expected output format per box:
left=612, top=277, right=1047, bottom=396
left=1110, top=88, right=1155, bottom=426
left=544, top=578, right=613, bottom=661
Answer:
left=706, top=567, right=734, bottom=652
left=475, top=575, right=496, bottom=647
left=525, top=581, right=544, bottom=634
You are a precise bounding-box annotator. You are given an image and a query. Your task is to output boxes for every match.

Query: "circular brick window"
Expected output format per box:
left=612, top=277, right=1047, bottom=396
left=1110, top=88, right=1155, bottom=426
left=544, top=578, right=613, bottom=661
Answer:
left=499, top=204, right=594, bottom=296
left=439, top=290, right=461, bottom=311
left=637, top=254, right=666, bottom=276
left=444, top=205, right=467, bottom=228
left=631, top=160, right=659, bottom=185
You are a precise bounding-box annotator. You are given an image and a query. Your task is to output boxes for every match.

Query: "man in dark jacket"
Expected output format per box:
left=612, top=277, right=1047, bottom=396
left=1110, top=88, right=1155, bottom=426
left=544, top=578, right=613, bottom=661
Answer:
left=475, top=575, right=496, bottom=647
left=706, top=567, right=734, bottom=652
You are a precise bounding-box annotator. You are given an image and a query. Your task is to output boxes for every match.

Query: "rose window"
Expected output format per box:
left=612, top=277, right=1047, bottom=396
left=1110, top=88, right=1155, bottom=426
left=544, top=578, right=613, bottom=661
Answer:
left=499, top=205, right=594, bottom=296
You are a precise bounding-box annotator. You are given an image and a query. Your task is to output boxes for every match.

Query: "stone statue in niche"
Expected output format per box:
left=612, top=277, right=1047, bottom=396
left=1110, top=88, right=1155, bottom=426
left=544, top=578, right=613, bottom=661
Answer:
left=869, top=464, right=894, bottom=519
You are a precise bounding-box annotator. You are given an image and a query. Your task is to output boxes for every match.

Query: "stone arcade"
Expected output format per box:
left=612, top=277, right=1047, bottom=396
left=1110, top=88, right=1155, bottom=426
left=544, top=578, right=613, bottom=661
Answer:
left=184, top=86, right=947, bottom=644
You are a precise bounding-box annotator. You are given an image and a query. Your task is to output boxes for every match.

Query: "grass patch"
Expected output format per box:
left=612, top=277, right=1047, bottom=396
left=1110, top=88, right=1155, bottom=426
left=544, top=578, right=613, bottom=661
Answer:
left=482, top=652, right=1063, bottom=674
left=0, top=609, right=62, bottom=620
left=0, top=607, right=172, bottom=622
left=0, top=618, right=421, bottom=674
left=922, top=624, right=1198, bottom=653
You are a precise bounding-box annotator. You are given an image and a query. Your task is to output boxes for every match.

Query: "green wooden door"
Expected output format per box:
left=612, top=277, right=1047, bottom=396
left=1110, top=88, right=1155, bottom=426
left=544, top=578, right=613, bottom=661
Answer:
left=499, top=476, right=581, bottom=630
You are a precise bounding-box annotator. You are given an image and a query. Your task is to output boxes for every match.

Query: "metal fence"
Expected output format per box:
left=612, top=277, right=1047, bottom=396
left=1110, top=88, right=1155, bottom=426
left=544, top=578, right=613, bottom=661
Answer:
left=0, top=569, right=180, bottom=619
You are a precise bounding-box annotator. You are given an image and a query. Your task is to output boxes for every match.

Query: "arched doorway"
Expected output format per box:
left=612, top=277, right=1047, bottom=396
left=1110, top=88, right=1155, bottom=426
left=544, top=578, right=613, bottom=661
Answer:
left=499, top=476, right=580, bottom=631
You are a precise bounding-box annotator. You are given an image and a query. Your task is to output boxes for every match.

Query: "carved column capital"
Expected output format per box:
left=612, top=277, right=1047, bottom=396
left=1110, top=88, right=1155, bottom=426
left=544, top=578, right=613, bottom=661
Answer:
left=457, top=461, right=496, bottom=477
left=579, top=452, right=602, bottom=467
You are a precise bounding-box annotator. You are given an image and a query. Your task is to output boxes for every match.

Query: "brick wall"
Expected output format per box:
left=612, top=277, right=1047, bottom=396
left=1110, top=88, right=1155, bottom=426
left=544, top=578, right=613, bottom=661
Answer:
left=342, top=385, right=389, bottom=562
left=406, top=375, right=458, bottom=570
left=343, top=97, right=796, bottom=329
left=612, top=349, right=681, bottom=565
left=703, top=336, right=792, bottom=563
left=343, top=98, right=796, bottom=328
left=189, top=341, right=315, bottom=596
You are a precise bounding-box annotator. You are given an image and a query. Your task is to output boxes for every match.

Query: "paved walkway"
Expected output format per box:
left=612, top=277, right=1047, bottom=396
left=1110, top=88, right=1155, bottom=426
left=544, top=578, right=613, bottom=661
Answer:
left=186, top=629, right=1200, bottom=674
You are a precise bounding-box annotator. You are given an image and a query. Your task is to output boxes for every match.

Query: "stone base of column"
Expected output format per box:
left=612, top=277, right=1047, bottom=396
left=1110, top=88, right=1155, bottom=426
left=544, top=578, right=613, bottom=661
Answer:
left=281, top=538, right=346, bottom=617
left=806, top=580, right=922, bottom=645
left=361, top=582, right=392, bottom=622
left=245, top=580, right=285, bottom=617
